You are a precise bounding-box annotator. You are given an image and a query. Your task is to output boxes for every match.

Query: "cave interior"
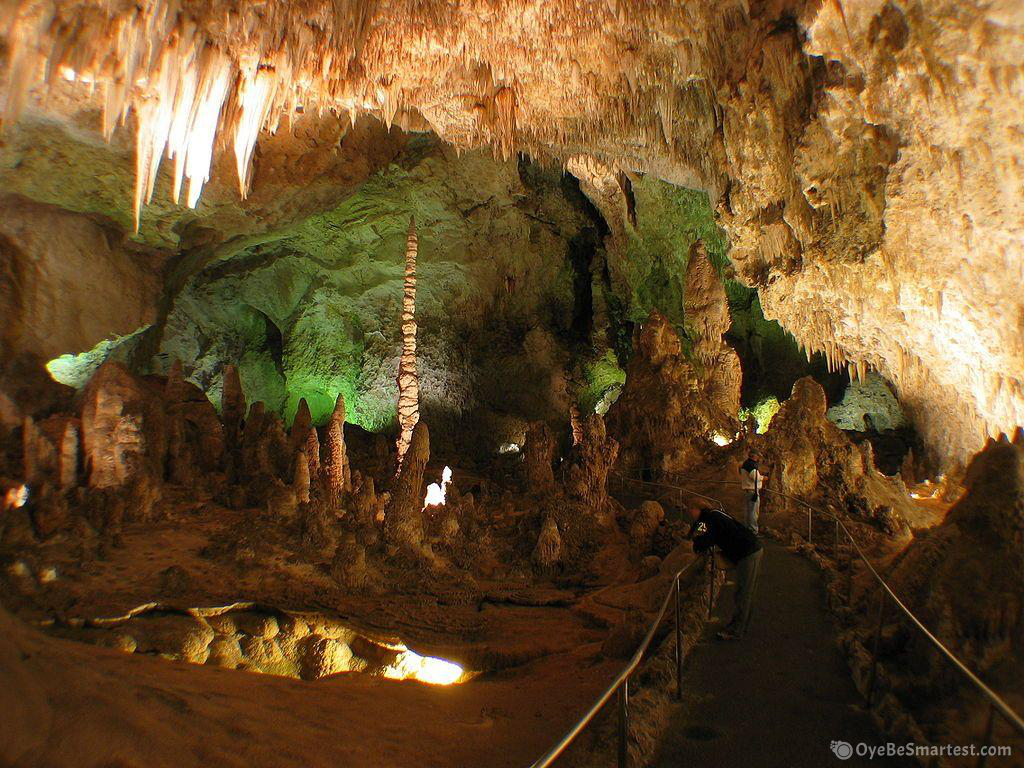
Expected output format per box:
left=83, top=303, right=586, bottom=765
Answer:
left=0, top=1, right=1023, bottom=766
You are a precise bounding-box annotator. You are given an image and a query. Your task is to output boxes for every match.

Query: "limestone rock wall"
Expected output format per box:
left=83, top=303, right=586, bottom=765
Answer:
left=0, top=198, right=163, bottom=365
left=719, top=2, right=1024, bottom=467
left=0, top=0, right=1022, bottom=466
left=154, top=138, right=600, bottom=454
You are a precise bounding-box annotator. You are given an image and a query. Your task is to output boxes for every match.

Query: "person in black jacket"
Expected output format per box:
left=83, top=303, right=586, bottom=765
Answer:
left=684, top=504, right=764, bottom=641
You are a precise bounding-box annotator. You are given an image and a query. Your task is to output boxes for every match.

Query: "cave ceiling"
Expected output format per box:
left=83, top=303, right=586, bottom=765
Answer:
left=1, top=0, right=1023, bottom=466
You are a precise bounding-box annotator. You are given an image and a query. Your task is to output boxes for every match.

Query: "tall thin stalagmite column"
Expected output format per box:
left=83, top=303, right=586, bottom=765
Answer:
left=395, top=216, right=420, bottom=469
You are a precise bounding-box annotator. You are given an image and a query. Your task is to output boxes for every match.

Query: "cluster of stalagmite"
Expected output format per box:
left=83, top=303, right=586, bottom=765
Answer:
left=0, top=358, right=368, bottom=549
left=2, top=1, right=1022, bottom=465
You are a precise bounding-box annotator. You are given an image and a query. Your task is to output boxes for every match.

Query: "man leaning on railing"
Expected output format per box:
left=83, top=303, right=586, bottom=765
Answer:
left=684, top=504, right=763, bottom=641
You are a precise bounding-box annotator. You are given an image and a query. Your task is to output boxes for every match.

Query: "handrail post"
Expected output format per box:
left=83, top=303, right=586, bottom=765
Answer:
left=977, top=703, right=996, bottom=768
left=707, top=554, right=715, bottom=619
left=846, top=531, right=854, bottom=604
left=866, top=588, right=888, bottom=705
left=617, top=679, right=629, bottom=768
left=674, top=574, right=683, bottom=701
left=807, top=506, right=813, bottom=545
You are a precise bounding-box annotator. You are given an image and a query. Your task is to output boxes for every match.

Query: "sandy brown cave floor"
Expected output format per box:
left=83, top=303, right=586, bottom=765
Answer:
left=0, top=469, right=646, bottom=768
left=1, top=481, right=618, bottom=670
left=0, top=602, right=623, bottom=768
left=0, top=446, right=958, bottom=768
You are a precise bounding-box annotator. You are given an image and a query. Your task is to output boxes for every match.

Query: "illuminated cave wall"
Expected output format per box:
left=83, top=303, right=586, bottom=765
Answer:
left=1, top=0, right=1022, bottom=470
left=0, top=112, right=844, bottom=455
left=149, top=139, right=841, bottom=452
left=0, top=198, right=162, bottom=373
left=150, top=137, right=600, bottom=451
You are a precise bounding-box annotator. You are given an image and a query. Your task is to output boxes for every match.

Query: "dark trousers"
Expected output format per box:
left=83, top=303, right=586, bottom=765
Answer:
left=727, top=549, right=763, bottom=637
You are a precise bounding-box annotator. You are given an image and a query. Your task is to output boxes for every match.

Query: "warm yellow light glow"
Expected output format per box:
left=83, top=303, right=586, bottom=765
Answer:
left=4, top=484, right=29, bottom=509
left=711, top=431, right=734, bottom=446
left=424, top=482, right=445, bottom=507
left=422, top=466, right=453, bottom=510
left=382, top=645, right=466, bottom=685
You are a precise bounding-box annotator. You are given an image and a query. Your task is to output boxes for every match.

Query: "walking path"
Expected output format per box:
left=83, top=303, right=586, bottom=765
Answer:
left=648, top=538, right=912, bottom=768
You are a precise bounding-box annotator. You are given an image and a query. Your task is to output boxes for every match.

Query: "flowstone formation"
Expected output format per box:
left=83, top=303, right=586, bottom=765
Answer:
left=608, top=310, right=738, bottom=476
left=759, top=377, right=913, bottom=539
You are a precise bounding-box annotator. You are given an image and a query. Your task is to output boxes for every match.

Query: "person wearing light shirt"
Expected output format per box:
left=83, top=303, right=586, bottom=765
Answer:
left=738, top=453, right=762, bottom=534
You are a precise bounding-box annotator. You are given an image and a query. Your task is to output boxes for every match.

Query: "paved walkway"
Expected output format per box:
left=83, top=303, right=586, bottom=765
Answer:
left=649, top=539, right=911, bottom=768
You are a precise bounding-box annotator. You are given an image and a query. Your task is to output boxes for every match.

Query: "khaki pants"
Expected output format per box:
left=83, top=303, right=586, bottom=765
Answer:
left=745, top=492, right=760, bottom=533
left=727, top=549, right=763, bottom=638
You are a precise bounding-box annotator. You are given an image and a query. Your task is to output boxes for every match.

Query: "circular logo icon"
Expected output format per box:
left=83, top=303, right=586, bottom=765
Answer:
left=831, top=741, right=854, bottom=760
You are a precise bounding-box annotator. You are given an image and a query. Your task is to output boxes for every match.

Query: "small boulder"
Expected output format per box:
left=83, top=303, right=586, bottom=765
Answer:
left=301, top=636, right=354, bottom=680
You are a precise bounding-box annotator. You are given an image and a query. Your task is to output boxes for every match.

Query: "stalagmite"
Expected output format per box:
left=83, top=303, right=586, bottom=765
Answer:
left=532, top=517, right=562, bottom=573
left=294, top=450, right=311, bottom=504
left=323, top=393, right=350, bottom=499
left=384, top=421, right=430, bottom=553
left=221, top=365, right=246, bottom=446
left=522, top=422, right=556, bottom=490
left=395, top=216, right=420, bottom=470
left=58, top=421, right=79, bottom=490
left=290, top=398, right=312, bottom=454
left=569, top=404, right=584, bottom=446
left=305, top=428, right=321, bottom=488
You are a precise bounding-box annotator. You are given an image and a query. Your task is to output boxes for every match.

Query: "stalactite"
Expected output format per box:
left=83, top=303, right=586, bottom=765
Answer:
left=395, top=216, right=420, bottom=470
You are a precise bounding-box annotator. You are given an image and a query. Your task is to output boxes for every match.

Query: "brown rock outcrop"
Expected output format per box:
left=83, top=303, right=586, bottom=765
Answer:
left=383, top=421, right=430, bottom=554
left=880, top=433, right=1024, bottom=709
left=522, top=421, right=556, bottom=491
left=80, top=361, right=166, bottom=489
left=761, top=377, right=911, bottom=536
left=607, top=311, right=734, bottom=476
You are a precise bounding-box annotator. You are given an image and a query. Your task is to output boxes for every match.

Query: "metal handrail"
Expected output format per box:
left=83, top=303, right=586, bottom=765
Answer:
left=614, top=468, right=1024, bottom=742
left=527, top=477, right=726, bottom=768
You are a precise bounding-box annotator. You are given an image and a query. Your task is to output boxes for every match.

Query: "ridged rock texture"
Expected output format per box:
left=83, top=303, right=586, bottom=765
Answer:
left=395, top=217, right=420, bottom=469
left=0, top=0, right=1022, bottom=467
left=607, top=310, right=738, bottom=475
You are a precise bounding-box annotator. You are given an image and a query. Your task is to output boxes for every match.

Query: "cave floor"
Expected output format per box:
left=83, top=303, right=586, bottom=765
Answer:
left=0, top=600, right=625, bottom=768
left=0, top=485, right=650, bottom=767
left=2, top=485, right=618, bottom=668
left=649, top=538, right=913, bottom=768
